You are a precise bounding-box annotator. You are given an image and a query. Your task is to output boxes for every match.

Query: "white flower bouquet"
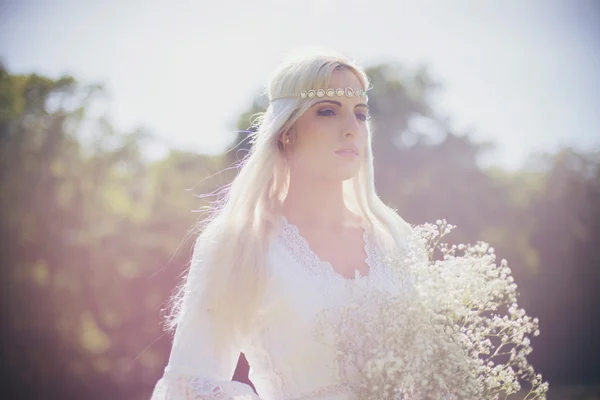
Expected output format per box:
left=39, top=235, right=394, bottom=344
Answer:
left=321, top=221, right=549, bottom=400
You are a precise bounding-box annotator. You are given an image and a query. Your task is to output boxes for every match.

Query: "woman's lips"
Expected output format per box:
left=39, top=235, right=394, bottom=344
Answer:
left=335, top=149, right=358, bottom=158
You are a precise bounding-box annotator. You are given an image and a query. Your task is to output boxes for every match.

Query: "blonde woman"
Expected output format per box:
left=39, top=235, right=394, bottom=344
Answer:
left=150, top=48, right=414, bottom=400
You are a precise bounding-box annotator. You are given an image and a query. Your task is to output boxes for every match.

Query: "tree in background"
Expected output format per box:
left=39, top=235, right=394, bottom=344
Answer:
left=0, top=60, right=598, bottom=399
left=0, top=64, right=228, bottom=399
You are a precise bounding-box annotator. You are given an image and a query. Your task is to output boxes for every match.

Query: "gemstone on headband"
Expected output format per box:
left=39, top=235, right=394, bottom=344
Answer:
left=271, top=87, right=368, bottom=102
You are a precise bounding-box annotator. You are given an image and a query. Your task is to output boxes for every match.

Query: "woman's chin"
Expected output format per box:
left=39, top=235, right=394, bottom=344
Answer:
left=332, top=166, right=361, bottom=182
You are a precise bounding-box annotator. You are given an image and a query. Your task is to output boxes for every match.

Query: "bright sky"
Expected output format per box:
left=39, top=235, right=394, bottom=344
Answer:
left=1, top=0, right=598, bottom=169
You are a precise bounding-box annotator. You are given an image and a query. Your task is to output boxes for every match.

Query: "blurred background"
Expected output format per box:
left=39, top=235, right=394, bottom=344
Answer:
left=1, top=0, right=599, bottom=399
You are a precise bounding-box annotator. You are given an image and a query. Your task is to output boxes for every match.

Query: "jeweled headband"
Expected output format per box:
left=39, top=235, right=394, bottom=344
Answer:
left=270, top=87, right=368, bottom=102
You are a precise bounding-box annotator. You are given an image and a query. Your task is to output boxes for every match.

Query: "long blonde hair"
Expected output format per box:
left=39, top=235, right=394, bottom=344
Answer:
left=166, top=47, right=413, bottom=350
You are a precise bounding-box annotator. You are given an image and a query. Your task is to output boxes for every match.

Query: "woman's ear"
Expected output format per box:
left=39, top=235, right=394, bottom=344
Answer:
left=276, top=131, right=289, bottom=152
left=279, top=128, right=293, bottom=146
left=284, top=124, right=298, bottom=145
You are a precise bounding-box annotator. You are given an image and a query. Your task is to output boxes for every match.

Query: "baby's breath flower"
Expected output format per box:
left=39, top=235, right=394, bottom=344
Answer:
left=319, top=220, right=548, bottom=400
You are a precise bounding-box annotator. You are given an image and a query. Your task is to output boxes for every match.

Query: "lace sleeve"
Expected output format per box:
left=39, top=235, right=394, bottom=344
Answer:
left=150, top=236, right=260, bottom=400
left=151, top=372, right=259, bottom=399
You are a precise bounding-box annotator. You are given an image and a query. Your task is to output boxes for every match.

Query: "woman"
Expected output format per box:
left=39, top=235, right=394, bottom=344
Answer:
left=150, top=48, right=414, bottom=400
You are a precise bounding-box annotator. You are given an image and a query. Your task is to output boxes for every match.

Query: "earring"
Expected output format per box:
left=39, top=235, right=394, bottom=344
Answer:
left=283, top=136, right=291, bottom=144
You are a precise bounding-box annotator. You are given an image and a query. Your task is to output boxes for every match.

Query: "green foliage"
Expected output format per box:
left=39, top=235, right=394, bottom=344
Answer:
left=1, top=62, right=598, bottom=399
left=0, top=68, right=230, bottom=399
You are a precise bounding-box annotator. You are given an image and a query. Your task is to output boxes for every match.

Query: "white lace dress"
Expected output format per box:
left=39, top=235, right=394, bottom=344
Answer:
left=150, top=217, right=411, bottom=400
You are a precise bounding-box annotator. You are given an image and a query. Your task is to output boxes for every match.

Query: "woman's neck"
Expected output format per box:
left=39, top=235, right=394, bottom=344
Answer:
left=282, top=173, right=352, bottom=229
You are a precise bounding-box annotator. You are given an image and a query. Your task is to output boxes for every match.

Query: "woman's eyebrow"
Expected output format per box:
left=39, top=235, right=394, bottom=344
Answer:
left=311, top=100, right=342, bottom=108
left=311, top=100, right=370, bottom=110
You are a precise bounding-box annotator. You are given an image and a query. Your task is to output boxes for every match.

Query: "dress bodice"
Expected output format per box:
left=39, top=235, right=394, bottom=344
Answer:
left=150, top=218, right=410, bottom=400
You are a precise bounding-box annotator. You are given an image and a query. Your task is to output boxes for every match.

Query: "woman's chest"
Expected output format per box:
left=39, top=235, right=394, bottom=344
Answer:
left=304, top=230, right=370, bottom=280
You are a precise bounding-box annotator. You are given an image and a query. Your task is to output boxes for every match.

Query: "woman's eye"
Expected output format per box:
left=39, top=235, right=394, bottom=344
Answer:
left=317, top=109, right=370, bottom=122
left=317, top=109, right=335, bottom=117
left=356, top=113, right=371, bottom=122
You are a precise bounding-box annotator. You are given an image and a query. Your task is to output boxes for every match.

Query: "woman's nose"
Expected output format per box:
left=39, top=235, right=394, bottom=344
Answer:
left=343, top=113, right=360, bottom=137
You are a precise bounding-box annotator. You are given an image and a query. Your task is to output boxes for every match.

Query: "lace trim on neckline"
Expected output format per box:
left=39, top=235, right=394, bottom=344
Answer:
left=278, top=216, right=378, bottom=282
